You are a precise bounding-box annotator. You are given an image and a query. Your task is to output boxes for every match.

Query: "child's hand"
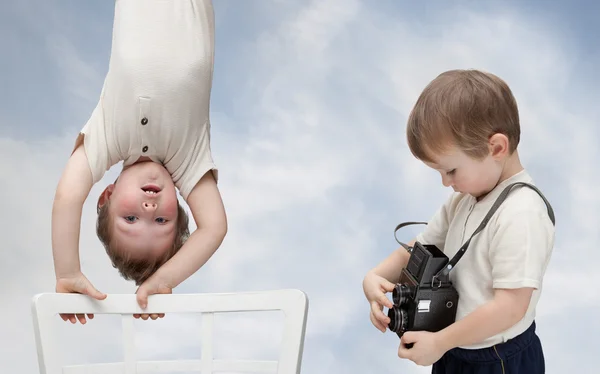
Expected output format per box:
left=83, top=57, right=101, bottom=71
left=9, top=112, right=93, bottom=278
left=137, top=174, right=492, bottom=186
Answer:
left=134, top=276, right=172, bottom=320
left=55, top=273, right=107, bottom=324
left=362, top=271, right=396, bottom=332
left=397, top=330, right=447, bottom=366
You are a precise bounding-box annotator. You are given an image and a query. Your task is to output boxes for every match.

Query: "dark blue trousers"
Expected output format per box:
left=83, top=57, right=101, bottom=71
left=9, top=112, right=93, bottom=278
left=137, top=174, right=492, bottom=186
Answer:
left=432, top=322, right=545, bottom=374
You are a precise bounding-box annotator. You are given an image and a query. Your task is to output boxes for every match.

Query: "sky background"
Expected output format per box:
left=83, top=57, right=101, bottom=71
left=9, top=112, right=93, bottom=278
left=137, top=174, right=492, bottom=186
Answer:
left=1, top=0, right=598, bottom=373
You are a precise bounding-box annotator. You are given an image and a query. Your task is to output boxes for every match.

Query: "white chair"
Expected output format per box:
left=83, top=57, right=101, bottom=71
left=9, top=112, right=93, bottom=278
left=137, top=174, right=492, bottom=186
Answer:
left=31, top=289, right=309, bottom=374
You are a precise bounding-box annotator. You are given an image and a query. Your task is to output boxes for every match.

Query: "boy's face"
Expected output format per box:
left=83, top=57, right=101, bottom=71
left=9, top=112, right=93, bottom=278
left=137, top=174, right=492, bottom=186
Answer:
left=98, top=160, right=179, bottom=259
left=423, top=144, right=503, bottom=199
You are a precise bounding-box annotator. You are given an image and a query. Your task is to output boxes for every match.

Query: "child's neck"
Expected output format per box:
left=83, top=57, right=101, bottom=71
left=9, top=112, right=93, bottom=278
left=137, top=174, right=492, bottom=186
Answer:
left=475, top=151, right=523, bottom=202
left=497, top=150, right=524, bottom=185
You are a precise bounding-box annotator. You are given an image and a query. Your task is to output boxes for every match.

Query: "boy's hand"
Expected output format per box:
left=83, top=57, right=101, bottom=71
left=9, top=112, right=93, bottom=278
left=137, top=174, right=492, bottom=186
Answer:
left=363, top=271, right=396, bottom=332
left=134, top=276, right=172, bottom=320
left=397, top=330, right=447, bottom=366
left=55, top=273, right=107, bottom=324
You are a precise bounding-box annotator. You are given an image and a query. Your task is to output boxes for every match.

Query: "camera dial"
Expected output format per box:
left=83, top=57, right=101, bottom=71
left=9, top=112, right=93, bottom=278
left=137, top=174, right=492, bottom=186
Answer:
left=387, top=307, right=408, bottom=334
left=392, top=283, right=412, bottom=305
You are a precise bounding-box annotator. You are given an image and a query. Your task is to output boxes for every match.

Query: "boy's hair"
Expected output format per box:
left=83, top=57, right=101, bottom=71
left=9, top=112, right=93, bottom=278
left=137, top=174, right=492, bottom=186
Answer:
left=96, top=201, right=190, bottom=286
left=406, top=69, right=521, bottom=162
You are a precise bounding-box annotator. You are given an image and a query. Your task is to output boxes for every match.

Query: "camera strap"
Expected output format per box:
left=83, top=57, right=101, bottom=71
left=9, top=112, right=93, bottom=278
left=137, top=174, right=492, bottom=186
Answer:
left=393, top=221, right=429, bottom=252
left=394, top=182, right=556, bottom=286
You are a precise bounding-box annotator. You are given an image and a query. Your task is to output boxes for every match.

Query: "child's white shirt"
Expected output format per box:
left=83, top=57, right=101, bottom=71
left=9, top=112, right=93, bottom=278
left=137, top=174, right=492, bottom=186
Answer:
left=416, top=169, right=555, bottom=349
left=78, top=0, right=216, bottom=200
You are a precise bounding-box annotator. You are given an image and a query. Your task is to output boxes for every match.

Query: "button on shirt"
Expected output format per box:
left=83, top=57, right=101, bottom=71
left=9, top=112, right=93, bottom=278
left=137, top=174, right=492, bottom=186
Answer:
left=79, top=0, right=217, bottom=200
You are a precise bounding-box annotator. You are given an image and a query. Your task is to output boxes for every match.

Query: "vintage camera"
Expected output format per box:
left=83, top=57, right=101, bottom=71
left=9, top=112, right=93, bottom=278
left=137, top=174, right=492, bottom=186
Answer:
left=387, top=241, right=458, bottom=339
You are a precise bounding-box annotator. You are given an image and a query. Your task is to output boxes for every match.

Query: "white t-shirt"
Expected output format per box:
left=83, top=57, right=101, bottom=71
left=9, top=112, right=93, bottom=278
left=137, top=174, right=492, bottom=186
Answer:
left=416, top=169, right=555, bottom=349
left=78, top=0, right=217, bottom=200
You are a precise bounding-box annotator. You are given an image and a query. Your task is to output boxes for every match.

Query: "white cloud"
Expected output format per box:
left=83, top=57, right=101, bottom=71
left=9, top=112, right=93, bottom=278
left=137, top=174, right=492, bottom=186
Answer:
left=1, top=0, right=598, bottom=373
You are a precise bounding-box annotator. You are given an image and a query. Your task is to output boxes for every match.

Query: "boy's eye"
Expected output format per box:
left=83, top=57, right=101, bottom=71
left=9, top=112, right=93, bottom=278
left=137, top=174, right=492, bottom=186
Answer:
left=155, top=217, right=167, bottom=224
left=446, top=169, right=456, bottom=176
left=125, top=216, right=137, bottom=222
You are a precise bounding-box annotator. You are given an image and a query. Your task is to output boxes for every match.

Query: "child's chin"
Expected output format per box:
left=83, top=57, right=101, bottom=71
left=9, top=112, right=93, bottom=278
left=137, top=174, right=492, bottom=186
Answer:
left=126, top=161, right=173, bottom=182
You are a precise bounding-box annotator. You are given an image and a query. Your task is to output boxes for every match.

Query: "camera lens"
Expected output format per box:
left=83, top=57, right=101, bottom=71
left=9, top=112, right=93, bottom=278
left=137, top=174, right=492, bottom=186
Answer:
left=387, top=307, right=408, bottom=333
left=392, top=284, right=410, bottom=305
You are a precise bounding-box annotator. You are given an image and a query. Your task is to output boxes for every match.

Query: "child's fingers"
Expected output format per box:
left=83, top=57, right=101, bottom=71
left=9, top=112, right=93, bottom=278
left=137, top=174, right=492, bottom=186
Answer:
left=370, top=300, right=382, bottom=313
left=133, top=313, right=163, bottom=320
left=136, top=289, right=149, bottom=309
left=369, top=310, right=387, bottom=332
left=76, top=314, right=87, bottom=324
left=377, top=311, right=391, bottom=326
left=378, top=293, right=393, bottom=308
left=381, top=279, right=396, bottom=293
left=397, top=343, right=412, bottom=359
left=83, top=285, right=107, bottom=301
left=401, top=331, right=418, bottom=344
left=60, top=313, right=75, bottom=323
left=371, top=301, right=391, bottom=325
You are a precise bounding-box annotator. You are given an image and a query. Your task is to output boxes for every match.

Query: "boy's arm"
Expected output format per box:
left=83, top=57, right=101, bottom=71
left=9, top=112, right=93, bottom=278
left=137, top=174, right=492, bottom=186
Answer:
left=152, top=170, right=227, bottom=290
left=368, top=240, right=414, bottom=283
left=52, top=142, right=94, bottom=279
left=436, top=287, right=533, bottom=350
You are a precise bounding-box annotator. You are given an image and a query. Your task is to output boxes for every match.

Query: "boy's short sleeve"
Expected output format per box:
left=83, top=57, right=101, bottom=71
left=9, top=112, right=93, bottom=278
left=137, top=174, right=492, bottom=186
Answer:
left=175, top=160, right=218, bottom=201
left=416, top=192, right=463, bottom=251
left=488, top=194, right=555, bottom=290
left=169, top=125, right=218, bottom=201
left=78, top=104, right=114, bottom=185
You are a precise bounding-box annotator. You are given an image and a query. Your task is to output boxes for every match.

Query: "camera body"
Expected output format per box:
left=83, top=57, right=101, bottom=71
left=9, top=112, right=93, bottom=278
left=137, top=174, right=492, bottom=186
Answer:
left=387, top=241, right=459, bottom=338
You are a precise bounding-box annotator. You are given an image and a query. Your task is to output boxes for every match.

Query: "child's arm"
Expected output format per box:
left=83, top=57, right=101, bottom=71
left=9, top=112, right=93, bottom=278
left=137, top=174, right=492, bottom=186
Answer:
left=436, top=287, right=534, bottom=350
left=52, top=142, right=94, bottom=279
left=136, top=170, right=227, bottom=307
left=159, top=170, right=227, bottom=287
left=368, top=240, right=414, bottom=283
left=52, top=142, right=107, bottom=324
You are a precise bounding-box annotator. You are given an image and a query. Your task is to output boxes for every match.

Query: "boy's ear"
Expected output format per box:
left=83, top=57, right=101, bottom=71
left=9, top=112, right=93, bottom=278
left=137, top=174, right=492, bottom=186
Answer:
left=97, top=184, right=115, bottom=211
left=488, top=133, right=509, bottom=159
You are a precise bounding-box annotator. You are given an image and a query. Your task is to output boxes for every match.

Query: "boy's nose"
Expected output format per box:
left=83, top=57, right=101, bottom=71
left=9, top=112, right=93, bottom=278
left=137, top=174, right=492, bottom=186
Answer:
left=142, top=201, right=157, bottom=211
left=441, top=174, right=452, bottom=187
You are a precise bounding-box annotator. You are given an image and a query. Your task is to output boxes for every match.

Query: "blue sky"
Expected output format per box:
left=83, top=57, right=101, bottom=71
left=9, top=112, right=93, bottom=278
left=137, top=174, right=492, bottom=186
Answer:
left=1, top=1, right=598, bottom=373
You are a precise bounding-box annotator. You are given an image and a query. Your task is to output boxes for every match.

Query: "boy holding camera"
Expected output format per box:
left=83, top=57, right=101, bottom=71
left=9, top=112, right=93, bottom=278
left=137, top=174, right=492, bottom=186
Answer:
left=363, top=69, right=555, bottom=373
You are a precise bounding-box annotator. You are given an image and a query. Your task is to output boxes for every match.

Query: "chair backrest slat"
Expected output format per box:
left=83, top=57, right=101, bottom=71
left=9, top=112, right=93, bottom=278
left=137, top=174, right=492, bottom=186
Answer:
left=31, top=289, right=309, bottom=374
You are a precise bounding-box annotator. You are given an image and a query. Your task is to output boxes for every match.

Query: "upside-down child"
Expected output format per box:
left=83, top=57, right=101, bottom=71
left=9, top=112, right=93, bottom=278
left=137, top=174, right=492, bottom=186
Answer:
left=51, top=0, right=227, bottom=323
left=363, top=69, right=555, bottom=373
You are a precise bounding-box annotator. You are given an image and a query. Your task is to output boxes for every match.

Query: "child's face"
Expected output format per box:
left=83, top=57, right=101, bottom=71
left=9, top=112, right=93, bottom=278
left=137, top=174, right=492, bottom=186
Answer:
left=423, top=145, right=503, bottom=199
left=99, top=161, right=179, bottom=259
